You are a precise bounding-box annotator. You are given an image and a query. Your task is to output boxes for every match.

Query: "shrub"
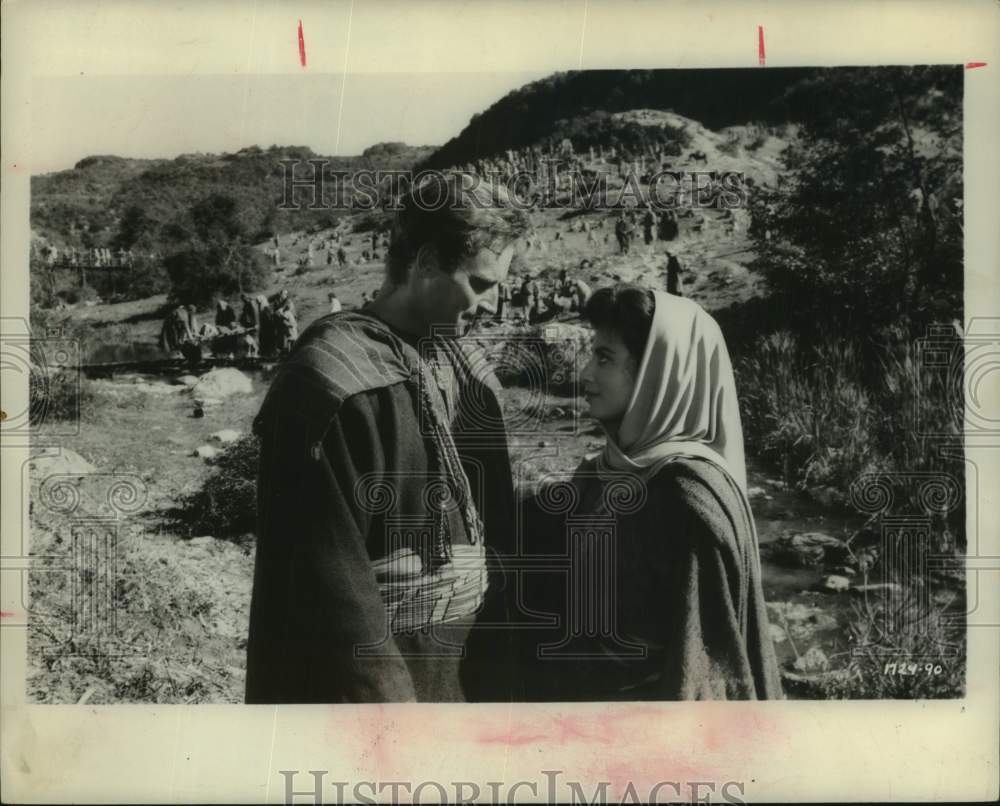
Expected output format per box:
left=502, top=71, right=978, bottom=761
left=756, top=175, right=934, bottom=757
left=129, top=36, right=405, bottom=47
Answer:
left=165, top=245, right=271, bottom=308
left=736, top=328, right=961, bottom=517
left=181, top=434, right=260, bottom=538
left=817, top=584, right=965, bottom=699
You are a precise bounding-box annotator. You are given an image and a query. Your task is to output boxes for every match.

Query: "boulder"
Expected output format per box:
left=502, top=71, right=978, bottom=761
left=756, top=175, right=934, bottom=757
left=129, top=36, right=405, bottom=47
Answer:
left=763, top=531, right=850, bottom=568
left=189, top=368, right=253, bottom=399
left=176, top=374, right=199, bottom=387
left=793, top=646, right=830, bottom=674
left=210, top=429, right=242, bottom=445
left=29, top=448, right=96, bottom=477
left=766, top=601, right=839, bottom=642
left=822, top=575, right=851, bottom=593
left=192, top=445, right=221, bottom=460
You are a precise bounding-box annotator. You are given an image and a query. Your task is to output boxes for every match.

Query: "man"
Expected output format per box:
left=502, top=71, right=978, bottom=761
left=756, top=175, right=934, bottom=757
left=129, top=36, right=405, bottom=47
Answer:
left=642, top=205, right=658, bottom=246
left=159, top=303, right=194, bottom=355
left=615, top=213, right=631, bottom=255
left=214, top=299, right=237, bottom=330
left=328, top=291, right=343, bottom=314
left=666, top=251, right=685, bottom=297
left=246, top=173, right=527, bottom=703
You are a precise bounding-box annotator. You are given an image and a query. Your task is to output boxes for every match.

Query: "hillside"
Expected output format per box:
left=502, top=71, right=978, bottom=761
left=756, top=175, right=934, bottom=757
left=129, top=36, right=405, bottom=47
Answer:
left=30, top=142, right=436, bottom=254
left=420, top=67, right=816, bottom=169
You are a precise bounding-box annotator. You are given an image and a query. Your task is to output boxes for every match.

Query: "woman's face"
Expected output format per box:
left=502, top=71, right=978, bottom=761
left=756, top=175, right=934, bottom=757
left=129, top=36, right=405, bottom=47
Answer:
left=580, top=328, right=639, bottom=430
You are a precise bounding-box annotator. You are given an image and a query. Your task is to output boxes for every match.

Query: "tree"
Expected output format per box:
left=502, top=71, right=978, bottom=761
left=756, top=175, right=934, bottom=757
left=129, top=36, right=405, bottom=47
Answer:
left=165, top=244, right=268, bottom=307
left=163, top=192, right=272, bottom=307
left=748, top=66, right=962, bottom=336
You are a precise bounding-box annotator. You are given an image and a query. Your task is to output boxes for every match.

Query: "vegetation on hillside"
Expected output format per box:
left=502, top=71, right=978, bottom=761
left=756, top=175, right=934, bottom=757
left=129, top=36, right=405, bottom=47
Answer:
left=421, top=68, right=815, bottom=168
left=737, top=65, right=964, bottom=532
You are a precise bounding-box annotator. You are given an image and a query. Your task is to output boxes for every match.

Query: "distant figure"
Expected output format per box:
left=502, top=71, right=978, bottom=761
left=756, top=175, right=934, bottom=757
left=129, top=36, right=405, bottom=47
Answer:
left=642, top=206, right=657, bottom=245
left=496, top=281, right=510, bottom=321
left=328, top=291, right=342, bottom=314
left=337, top=246, right=348, bottom=267
left=185, top=304, right=200, bottom=336
left=239, top=294, right=262, bottom=357
left=666, top=252, right=684, bottom=297
left=159, top=304, right=194, bottom=354
left=658, top=210, right=679, bottom=242
left=273, top=297, right=299, bottom=355
left=215, top=299, right=237, bottom=330
left=615, top=214, right=632, bottom=255
left=360, top=292, right=370, bottom=308
left=257, top=294, right=276, bottom=357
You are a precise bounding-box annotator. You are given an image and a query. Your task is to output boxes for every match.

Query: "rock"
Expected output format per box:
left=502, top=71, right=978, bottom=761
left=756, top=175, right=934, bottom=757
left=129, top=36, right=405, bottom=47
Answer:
left=812, top=486, right=844, bottom=508
left=192, top=445, right=220, bottom=460
left=793, top=646, right=830, bottom=673
left=29, top=448, right=97, bottom=477
left=186, top=536, right=215, bottom=547
left=747, top=485, right=771, bottom=500
left=210, top=429, right=241, bottom=445
left=189, top=368, right=253, bottom=399
left=822, top=574, right=851, bottom=593
left=763, top=531, right=850, bottom=568
left=767, top=623, right=788, bottom=644
left=766, top=601, right=839, bottom=642
left=176, top=374, right=199, bottom=387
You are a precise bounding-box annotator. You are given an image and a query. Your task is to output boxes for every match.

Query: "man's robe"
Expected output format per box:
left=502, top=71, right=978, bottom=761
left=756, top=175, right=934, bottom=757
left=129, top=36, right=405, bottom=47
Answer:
left=245, top=311, right=517, bottom=703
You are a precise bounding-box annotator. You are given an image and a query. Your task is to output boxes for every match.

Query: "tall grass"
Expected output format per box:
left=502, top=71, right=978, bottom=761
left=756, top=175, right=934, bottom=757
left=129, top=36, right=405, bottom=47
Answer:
left=736, top=329, right=962, bottom=514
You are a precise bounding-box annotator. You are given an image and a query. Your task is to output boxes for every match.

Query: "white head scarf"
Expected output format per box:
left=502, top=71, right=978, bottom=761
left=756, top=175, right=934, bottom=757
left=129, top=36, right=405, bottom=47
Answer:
left=597, top=290, right=748, bottom=493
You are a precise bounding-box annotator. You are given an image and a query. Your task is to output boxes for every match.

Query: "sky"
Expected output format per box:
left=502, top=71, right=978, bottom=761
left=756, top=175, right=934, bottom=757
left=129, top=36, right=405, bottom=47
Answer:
left=30, top=71, right=552, bottom=174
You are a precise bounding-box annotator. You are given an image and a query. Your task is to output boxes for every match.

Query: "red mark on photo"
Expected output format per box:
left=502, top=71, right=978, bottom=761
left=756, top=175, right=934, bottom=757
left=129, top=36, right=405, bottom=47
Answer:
left=0, top=611, right=16, bottom=618
left=758, top=26, right=766, bottom=66
left=298, top=19, right=307, bottom=68
left=965, top=62, right=987, bottom=69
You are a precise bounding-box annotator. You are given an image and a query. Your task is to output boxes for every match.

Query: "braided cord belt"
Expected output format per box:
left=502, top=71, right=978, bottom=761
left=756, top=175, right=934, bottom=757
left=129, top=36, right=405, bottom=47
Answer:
left=373, top=343, right=487, bottom=633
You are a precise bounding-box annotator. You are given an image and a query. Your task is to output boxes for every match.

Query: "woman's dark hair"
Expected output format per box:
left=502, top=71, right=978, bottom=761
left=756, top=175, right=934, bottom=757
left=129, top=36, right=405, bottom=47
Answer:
left=582, top=284, right=656, bottom=363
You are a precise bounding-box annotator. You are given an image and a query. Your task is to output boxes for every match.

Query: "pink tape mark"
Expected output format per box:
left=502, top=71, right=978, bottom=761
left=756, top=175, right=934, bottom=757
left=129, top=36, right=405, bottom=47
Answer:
left=758, top=25, right=766, bottom=66
left=966, top=62, right=987, bottom=69
left=298, top=19, right=307, bottom=68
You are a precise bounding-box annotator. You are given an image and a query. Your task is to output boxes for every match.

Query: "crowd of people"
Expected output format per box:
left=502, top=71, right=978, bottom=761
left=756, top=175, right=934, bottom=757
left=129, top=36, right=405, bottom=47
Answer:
left=34, top=243, right=152, bottom=269
left=158, top=289, right=299, bottom=361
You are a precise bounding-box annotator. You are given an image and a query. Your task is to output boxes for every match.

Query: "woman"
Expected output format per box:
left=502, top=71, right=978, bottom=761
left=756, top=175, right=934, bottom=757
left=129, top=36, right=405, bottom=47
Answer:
left=520, top=284, right=782, bottom=701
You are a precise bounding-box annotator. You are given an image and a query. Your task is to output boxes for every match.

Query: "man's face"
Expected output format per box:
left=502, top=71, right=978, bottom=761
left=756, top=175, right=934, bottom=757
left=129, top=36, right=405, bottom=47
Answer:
left=416, top=244, right=514, bottom=336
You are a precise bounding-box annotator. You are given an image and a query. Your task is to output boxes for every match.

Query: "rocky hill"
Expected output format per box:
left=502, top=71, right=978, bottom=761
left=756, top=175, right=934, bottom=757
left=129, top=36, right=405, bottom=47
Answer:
left=420, top=67, right=815, bottom=168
